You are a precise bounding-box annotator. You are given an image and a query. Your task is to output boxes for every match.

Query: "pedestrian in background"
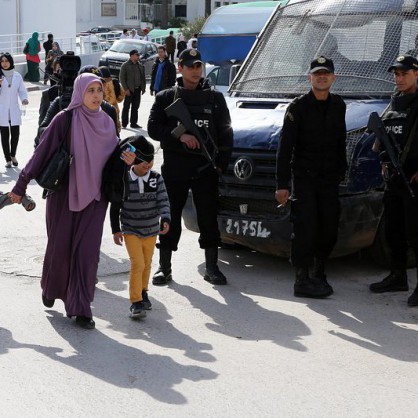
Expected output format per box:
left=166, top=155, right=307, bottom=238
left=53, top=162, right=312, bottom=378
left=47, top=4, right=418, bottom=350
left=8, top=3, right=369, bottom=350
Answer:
left=275, top=56, right=347, bottom=299
left=99, top=65, right=125, bottom=132
left=8, top=73, right=123, bottom=330
left=44, top=42, right=63, bottom=85
left=24, top=32, right=41, bottom=82
left=42, top=33, right=54, bottom=84
left=369, top=55, right=418, bottom=307
left=130, top=28, right=140, bottom=39
left=119, top=49, right=146, bottom=129
left=150, top=46, right=176, bottom=96
left=147, top=49, right=233, bottom=286
left=120, top=29, right=129, bottom=39
left=165, top=30, right=176, bottom=63
left=177, top=33, right=187, bottom=58
left=187, top=34, right=198, bottom=49
left=110, top=135, right=170, bottom=318
left=0, top=53, right=28, bottom=168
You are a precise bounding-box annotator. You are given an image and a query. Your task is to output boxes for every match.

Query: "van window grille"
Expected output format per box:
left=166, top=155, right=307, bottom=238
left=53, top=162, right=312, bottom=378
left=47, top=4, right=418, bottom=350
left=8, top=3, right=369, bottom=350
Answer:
left=230, top=0, right=418, bottom=98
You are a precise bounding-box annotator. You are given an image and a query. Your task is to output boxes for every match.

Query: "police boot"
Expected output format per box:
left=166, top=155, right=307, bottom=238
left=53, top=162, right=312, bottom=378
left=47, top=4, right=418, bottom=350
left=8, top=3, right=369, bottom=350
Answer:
left=312, top=258, right=334, bottom=295
left=204, top=247, right=227, bottom=285
left=152, top=248, right=173, bottom=286
left=407, top=271, right=418, bottom=307
left=294, top=267, right=333, bottom=299
left=369, top=270, right=408, bottom=293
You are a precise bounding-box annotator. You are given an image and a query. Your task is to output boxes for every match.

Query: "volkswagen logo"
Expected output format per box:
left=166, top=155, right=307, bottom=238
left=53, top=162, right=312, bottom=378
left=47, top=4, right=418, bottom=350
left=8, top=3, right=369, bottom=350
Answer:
left=234, top=158, right=253, bottom=181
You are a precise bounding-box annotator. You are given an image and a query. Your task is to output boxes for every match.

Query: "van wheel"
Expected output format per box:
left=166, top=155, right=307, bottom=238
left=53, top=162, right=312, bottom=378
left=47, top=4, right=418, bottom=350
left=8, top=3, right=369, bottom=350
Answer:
left=367, top=217, right=415, bottom=268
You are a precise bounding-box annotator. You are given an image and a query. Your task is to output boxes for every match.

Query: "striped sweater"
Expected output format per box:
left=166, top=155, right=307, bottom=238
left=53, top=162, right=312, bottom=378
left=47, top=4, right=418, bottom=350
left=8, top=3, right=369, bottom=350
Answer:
left=110, top=169, right=170, bottom=237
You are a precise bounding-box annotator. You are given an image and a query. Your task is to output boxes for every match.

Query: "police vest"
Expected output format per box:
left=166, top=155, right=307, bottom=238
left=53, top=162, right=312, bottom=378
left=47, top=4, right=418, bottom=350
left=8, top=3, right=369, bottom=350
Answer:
left=382, top=109, right=409, bottom=152
left=176, top=87, right=218, bottom=157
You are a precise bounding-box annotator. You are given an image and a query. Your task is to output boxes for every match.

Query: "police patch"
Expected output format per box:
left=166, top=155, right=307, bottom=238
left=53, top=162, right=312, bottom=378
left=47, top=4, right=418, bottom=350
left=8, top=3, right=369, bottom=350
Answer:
left=317, top=57, right=326, bottom=64
left=190, top=49, right=197, bottom=57
left=397, top=55, right=405, bottom=62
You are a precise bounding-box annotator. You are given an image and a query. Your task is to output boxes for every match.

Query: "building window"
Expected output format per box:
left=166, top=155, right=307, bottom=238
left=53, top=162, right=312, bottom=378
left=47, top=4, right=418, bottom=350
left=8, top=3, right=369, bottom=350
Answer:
left=215, top=1, right=221, bottom=7
left=224, top=2, right=230, bottom=5
left=101, top=2, right=117, bottom=17
left=175, top=5, right=187, bottom=17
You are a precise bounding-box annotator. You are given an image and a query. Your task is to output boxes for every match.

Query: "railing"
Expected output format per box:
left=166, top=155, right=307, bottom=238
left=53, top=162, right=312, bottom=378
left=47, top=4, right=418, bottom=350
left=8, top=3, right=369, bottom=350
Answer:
left=0, top=32, right=112, bottom=57
left=0, top=31, right=51, bottom=56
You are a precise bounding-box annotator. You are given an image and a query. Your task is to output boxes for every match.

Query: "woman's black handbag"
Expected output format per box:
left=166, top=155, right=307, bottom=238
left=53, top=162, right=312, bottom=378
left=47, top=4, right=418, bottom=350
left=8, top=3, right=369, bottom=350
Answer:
left=36, top=110, right=73, bottom=192
left=23, top=43, right=29, bottom=54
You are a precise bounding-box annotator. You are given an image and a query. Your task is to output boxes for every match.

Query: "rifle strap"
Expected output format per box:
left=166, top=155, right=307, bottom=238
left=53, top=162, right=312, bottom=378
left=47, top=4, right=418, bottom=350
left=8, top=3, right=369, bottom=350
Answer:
left=400, top=117, right=418, bottom=164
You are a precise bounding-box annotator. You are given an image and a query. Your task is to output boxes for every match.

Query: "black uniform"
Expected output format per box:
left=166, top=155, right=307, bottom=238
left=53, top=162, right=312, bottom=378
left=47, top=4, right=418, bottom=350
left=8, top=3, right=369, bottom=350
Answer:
left=276, top=90, right=347, bottom=267
left=379, top=92, right=418, bottom=269
left=147, top=77, right=233, bottom=252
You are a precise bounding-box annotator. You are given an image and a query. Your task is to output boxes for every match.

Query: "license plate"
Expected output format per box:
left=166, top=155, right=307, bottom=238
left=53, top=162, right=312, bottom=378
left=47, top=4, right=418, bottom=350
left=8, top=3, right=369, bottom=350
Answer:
left=223, top=218, right=271, bottom=238
left=108, top=64, right=119, bottom=70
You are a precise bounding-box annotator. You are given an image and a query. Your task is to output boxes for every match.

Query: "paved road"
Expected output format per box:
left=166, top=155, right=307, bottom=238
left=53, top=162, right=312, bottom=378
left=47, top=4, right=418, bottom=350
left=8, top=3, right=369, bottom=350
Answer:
left=0, top=85, right=418, bottom=417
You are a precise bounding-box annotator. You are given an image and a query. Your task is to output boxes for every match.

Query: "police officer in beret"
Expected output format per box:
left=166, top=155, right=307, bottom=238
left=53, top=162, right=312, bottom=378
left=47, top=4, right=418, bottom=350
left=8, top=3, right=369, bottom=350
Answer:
left=369, top=54, right=418, bottom=306
left=275, top=56, right=347, bottom=298
left=147, top=49, right=233, bottom=286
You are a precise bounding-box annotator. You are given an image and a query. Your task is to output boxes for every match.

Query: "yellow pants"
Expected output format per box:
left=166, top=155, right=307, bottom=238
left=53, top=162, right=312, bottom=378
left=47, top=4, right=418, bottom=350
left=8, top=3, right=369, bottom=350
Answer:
left=124, top=234, right=157, bottom=303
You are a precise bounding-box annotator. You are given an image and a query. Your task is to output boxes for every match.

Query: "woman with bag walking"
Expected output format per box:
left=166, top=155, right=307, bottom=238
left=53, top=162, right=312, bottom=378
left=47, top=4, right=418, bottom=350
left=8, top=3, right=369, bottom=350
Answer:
left=24, top=32, right=41, bottom=82
left=8, top=73, right=128, bottom=329
left=0, top=53, right=28, bottom=168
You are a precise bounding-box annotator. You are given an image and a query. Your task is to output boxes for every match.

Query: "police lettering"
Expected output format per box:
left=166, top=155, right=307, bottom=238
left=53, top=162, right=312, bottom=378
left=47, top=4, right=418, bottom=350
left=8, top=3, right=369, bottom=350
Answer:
left=194, top=119, right=209, bottom=128
left=385, top=125, right=403, bottom=135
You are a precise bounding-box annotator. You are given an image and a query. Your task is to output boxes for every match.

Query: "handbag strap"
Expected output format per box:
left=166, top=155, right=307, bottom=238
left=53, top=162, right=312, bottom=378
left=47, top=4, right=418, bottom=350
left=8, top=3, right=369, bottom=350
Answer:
left=59, top=109, right=72, bottom=150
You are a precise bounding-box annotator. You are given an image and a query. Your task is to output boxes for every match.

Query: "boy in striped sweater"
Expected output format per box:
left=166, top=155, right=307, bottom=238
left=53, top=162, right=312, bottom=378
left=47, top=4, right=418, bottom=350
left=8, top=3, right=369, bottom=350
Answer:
left=110, top=135, right=170, bottom=319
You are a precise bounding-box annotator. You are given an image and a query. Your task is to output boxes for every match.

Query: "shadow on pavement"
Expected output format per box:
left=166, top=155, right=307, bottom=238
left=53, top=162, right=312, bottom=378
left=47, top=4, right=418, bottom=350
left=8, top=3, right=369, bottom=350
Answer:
left=38, top=311, right=217, bottom=404
left=209, top=247, right=418, bottom=362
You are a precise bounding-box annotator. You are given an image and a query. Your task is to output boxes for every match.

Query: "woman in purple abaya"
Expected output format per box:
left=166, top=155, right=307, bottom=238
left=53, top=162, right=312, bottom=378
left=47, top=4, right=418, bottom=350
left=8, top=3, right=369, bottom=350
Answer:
left=9, top=73, right=119, bottom=329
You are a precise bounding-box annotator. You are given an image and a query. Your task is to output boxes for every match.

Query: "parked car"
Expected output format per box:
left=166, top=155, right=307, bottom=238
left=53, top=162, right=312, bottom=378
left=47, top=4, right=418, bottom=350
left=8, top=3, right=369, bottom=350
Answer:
left=85, top=26, right=113, bottom=34
left=99, top=31, right=122, bottom=46
left=98, top=39, right=160, bottom=77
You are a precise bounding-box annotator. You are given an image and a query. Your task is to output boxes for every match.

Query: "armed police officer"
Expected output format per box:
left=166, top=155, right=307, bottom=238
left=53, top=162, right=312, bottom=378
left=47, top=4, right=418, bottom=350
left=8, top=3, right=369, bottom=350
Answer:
left=275, top=57, right=347, bottom=298
left=147, top=49, right=233, bottom=286
left=369, top=55, right=418, bottom=306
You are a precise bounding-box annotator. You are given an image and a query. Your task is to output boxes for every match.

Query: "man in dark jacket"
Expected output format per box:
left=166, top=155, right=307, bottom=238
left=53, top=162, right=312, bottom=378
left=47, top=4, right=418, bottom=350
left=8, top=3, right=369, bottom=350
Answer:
left=119, top=49, right=146, bottom=129
left=369, top=54, right=418, bottom=307
left=165, top=31, right=176, bottom=63
left=42, top=33, right=53, bottom=84
left=147, top=49, right=233, bottom=286
left=150, top=46, right=176, bottom=96
left=275, top=56, right=347, bottom=299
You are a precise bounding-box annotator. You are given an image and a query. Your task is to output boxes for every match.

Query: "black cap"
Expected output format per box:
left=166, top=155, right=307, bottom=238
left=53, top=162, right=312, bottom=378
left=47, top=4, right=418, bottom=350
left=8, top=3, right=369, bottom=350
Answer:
left=79, top=65, right=102, bottom=76
left=98, top=66, right=111, bottom=79
left=127, top=135, right=154, bottom=163
left=310, top=56, right=334, bottom=73
left=129, top=49, right=140, bottom=56
left=178, top=48, right=203, bottom=67
left=388, top=55, right=418, bottom=72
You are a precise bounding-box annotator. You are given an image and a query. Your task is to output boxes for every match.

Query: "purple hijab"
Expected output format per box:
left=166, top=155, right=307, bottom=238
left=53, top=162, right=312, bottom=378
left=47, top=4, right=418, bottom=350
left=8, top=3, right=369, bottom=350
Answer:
left=67, top=73, right=118, bottom=211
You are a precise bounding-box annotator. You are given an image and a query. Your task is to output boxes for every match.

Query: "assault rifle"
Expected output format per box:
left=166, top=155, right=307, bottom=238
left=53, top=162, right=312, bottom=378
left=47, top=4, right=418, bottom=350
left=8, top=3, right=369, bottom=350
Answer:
left=367, top=111, right=415, bottom=198
left=165, top=98, right=218, bottom=169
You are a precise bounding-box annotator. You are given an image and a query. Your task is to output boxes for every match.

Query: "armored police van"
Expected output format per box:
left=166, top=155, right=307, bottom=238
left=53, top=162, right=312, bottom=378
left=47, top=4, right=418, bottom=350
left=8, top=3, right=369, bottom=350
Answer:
left=183, top=0, right=418, bottom=263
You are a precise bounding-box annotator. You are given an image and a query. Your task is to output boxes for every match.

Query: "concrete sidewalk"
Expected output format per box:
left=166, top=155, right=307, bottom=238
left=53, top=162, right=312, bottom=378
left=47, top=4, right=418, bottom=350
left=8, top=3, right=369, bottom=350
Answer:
left=1, top=85, right=418, bottom=418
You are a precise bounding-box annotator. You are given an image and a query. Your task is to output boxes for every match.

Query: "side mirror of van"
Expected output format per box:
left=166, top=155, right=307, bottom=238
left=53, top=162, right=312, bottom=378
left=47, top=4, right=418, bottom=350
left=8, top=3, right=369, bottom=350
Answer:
left=229, top=64, right=241, bottom=85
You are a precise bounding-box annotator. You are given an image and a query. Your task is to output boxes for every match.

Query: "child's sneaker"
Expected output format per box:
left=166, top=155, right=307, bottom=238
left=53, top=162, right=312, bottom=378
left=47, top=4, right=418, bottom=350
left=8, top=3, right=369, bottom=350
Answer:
left=141, top=290, right=152, bottom=310
left=130, top=301, right=146, bottom=319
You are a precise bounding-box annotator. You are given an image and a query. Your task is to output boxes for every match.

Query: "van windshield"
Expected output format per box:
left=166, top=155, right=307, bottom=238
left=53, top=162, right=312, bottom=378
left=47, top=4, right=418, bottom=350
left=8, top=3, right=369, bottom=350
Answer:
left=230, top=0, right=418, bottom=98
